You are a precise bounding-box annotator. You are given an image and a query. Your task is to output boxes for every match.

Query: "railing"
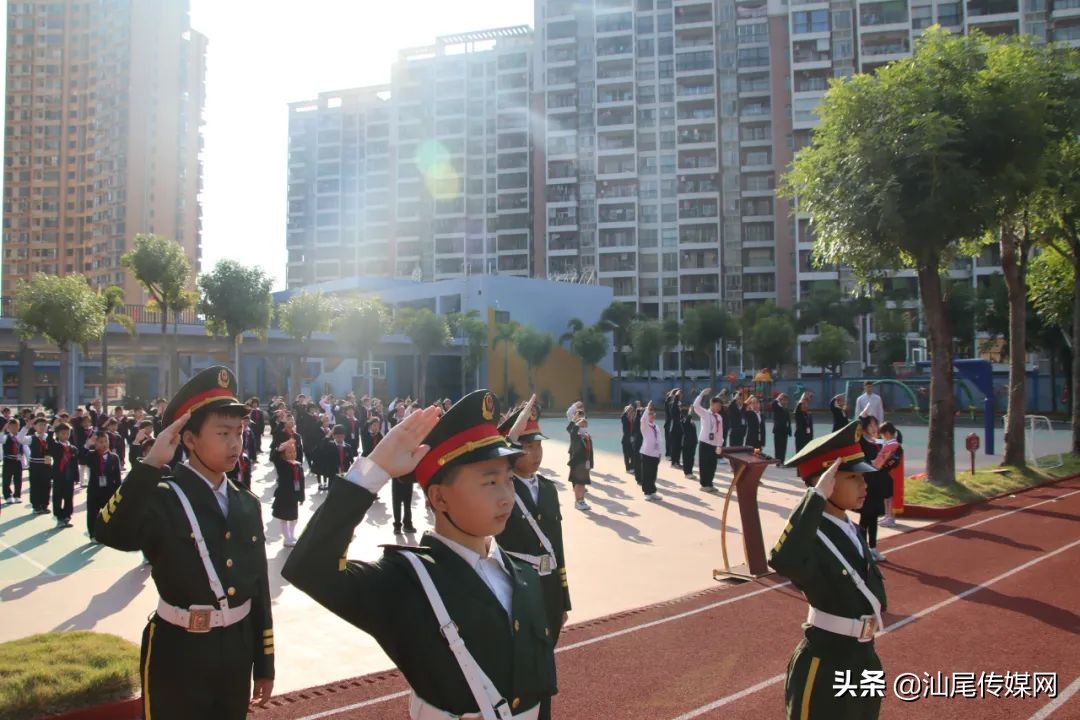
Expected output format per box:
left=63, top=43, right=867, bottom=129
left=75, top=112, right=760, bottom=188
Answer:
left=0, top=297, right=207, bottom=326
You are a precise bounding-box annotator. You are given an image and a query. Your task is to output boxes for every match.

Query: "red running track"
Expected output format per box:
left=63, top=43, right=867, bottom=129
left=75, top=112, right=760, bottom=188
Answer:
left=252, top=479, right=1080, bottom=720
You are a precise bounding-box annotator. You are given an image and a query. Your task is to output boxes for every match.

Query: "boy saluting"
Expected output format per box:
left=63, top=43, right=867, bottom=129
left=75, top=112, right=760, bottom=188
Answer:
left=284, top=390, right=557, bottom=720
left=95, top=366, right=274, bottom=719
left=769, top=421, right=887, bottom=720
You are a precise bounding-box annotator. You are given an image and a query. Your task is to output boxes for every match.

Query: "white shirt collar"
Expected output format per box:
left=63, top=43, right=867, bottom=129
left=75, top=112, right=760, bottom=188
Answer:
left=183, top=462, right=230, bottom=514
left=821, top=512, right=864, bottom=557
left=430, top=529, right=508, bottom=573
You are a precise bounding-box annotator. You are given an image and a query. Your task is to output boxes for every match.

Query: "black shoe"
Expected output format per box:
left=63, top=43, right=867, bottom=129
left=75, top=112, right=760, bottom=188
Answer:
left=402, top=525, right=417, bottom=534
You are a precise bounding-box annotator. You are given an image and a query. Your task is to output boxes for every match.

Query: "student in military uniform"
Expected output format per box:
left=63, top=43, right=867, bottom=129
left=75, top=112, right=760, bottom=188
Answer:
left=495, top=396, right=572, bottom=662
left=283, top=390, right=557, bottom=720
left=769, top=421, right=887, bottom=720
left=94, top=366, right=275, bottom=719
left=84, top=430, right=122, bottom=541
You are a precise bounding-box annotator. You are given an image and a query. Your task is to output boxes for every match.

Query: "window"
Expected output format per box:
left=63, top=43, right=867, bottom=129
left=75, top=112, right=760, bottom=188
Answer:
left=792, top=10, right=828, bottom=33
left=832, top=9, right=852, bottom=29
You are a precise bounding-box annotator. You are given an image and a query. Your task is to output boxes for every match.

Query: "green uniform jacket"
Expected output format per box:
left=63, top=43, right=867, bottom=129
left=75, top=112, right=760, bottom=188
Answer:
left=769, top=489, right=888, bottom=636
left=496, top=475, right=572, bottom=638
left=282, top=478, right=557, bottom=715
left=94, top=462, right=275, bottom=680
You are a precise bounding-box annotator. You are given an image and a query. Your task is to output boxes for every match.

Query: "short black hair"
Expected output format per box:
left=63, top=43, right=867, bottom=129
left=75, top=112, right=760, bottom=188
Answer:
left=93, top=430, right=109, bottom=440
left=54, top=422, right=71, bottom=432
left=859, top=415, right=878, bottom=430
left=332, top=424, right=346, bottom=436
left=879, top=422, right=898, bottom=437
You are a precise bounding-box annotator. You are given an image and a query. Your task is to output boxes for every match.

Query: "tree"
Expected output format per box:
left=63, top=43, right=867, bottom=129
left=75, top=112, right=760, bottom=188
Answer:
left=599, top=302, right=637, bottom=404
left=121, top=234, right=191, bottom=396
left=944, top=280, right=977, bottom=358
left=98, top=286, right=136, bottom=414
left=513, top=325, right=555, bottom=395
left=796, top=283, right=871, bottom=338
left=399, top=308, right=451, bottom=403
left=279, top=291, right=334, bottom=400
left=450, top=310, right=488, bottom=395
left=747, top=315, right=795, bottom=375
left=197, top=260, right=274, bottom=393
left=782, top=29, right=1072, bottom=485
left=561, top=319, right=610, bottom=403
left=1029, top=137, right=1080, bottom=456
left=13, top=274, right=105, bottom=412
left=334, top=297, right=391, bottom=398
left=629, top=319, right=664, bottom=402
left=681, top=305, right=739, bottom=385
left=491, top=321, right=520, bottom=404
left=662, top=318, right=681, bottom=382
left=806, top=322, right=850, bottom=395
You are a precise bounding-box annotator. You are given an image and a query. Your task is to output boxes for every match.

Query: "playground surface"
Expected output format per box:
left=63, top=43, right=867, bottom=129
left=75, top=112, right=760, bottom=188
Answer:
left=0, top=418, right=1074, bottom=704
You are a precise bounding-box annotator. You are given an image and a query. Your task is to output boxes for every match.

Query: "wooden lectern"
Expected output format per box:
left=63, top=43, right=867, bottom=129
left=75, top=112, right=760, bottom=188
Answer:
left=713, top=446, right=780, bottom=582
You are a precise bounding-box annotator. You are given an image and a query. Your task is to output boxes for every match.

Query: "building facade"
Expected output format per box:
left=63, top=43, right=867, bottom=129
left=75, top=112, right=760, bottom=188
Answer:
left=286, top=27, right=535, bottom=290
left=2, top=0, right=206, bottom=300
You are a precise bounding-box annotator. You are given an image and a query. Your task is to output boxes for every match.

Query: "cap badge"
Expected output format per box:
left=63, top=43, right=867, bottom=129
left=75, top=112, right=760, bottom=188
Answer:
left=217, top=369, right=230, bottom=388
left=482, top=393, right=495, bottom=421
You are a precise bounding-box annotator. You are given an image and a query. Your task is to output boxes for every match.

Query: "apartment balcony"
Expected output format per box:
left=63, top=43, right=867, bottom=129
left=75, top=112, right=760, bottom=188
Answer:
left=966, top=0, right=1019, bottom=17
left=861, top=38, right=911, bottom=60
left=1053, top=0, right=1080, bottom=18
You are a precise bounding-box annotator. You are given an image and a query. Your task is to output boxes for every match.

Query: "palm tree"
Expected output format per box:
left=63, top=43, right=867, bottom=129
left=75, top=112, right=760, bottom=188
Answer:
left=450, top=310, right=488, bottom=395
left=98, top=286, right=135, bottom=414
left=399, top=308, right=451, bottom=403
left=491, top=320, right=519, bottom=403
left=513, top=325, right=555, bottom=395
left=599, top=302, right=638, bottom=405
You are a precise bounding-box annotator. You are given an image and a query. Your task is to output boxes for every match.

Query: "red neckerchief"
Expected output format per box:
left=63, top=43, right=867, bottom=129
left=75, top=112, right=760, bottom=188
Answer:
left=58, top=443, right=72, bottom=472
left=292, top=462, right=302, bottom=491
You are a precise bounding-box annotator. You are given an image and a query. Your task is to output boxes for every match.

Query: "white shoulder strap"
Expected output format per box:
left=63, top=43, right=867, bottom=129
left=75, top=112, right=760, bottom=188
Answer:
left=167, top=481, right=227, bottom=611
left=815, top=529, right=884, bottom=634
left=511, top=493, right=557, bottom=567
left=399, top=551, right=513, bottom=720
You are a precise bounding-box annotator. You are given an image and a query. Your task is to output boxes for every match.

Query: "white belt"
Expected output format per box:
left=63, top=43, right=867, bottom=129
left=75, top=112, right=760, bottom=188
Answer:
left=409, top=693, right=540, bottom=720
left=807, top=607, right=878, bottom=643
left=156, top=598, right=251, bottom=633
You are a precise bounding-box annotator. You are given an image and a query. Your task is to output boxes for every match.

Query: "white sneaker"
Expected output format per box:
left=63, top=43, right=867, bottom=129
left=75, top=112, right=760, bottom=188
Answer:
left=574, top=500, right=590, bottom=511
left=644, top=493, right=661, bottom=502
left=699, top=485, right=719, bottom=494
left=870, top=548, right=886, bottom=562
left=879, top=517, right=896, bottom=528
left=284, top=538, right=297, bottom=548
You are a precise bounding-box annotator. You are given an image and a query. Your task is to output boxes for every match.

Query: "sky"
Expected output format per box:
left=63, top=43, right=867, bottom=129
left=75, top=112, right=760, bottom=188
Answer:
left=192, top=0, right=534, bottom=291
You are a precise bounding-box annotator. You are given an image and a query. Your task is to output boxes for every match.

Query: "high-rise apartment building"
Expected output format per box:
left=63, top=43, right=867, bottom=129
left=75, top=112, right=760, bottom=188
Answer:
left=3, top=0, right=206, bottom=299
left=286, top=27, right=534, bottom=290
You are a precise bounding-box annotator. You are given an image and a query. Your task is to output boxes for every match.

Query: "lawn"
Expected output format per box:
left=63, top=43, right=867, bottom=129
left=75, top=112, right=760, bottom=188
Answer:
left=904, top=454, right=1080, bottom=508
left=0, top=631, right=139, bottom=720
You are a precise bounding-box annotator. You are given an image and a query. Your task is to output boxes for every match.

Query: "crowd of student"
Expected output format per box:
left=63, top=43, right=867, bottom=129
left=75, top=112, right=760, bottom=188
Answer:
left=612, top=380, right=902, bottom=561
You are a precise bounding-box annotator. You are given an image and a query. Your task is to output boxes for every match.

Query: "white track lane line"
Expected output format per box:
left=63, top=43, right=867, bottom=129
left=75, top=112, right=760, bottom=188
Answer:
left=0, top=537, right=57, bottom=576
left=1028, top=676, right=1080, bottom=719
left=671, top=538, right=1080, bottom=720
left=296, top=484, right=1080, bottom=719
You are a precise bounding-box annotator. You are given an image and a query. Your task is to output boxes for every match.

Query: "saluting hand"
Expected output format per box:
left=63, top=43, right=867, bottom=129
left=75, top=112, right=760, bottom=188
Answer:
left=814, top=458, right=842, bottom=500
left=369, top=405, right=440, bottom=478
left=142, top=413, right=189, bottom=469
left=508, top=394, right=537, bottom=443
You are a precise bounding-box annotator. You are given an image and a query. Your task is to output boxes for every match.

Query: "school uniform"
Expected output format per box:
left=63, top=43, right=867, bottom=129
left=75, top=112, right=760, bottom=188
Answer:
left=107, top=430, right=127, bottom=469
left=770, top=421, right=886, bottom=720
left=567, top=424, right=593, bottom=486
left=46, top=438, right=79, bottom=523
left=727, top=401, right=746, bottom=447
left=86, top=450, right=122, bottom=538
left=248, top=407, right=265, bottom=458
left=795, top=406, right=814, bottom=453
left=282, top=390, right=556, bottom=720
left=681, top=414, right=697, bottom=477
left=1, top=431, right=23, bottom=502
left=668, top=396, right=683, bottom=466
left=227, top=453, right=254, bottom=491
left=830, top=398, right=849, bottom=432
left=620, top=410, right=636, bottom=473
left=21, top=429, right=52, bottom=513
left=271, top=458, right=305, bottom=522
left=772, top=400, right=792, bottom=462
left=857, top=439, right=901, bottom=550
left=691, top=390, right=724, bottom=490
left=639, top=413, right=662, bottom=497
left=744, top=409, right=764, bottom=451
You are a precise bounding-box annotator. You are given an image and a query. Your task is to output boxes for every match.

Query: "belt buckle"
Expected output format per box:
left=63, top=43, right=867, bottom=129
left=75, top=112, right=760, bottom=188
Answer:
left=439, top=620, right=458, bottom=639
left=858, top=615, right=877, bottom=642
left=539, top=555, right=552, bottom=575
left=187, top=606, right=213, bottom=633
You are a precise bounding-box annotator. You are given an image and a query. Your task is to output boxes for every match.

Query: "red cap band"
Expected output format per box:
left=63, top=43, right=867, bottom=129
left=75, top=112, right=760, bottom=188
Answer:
left=414, top=423, right=507, bottom=489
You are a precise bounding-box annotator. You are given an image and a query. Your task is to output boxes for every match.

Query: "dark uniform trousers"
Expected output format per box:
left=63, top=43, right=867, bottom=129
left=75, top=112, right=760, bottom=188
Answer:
left=769, top=489, right=887, bottom=720
left=391, top=478, right=414, bottom=529
left=698, top=441, right=719, bottom=488
left=283, top=478, right=557, bottom=718
left=3, top=458, right=22, bottom=500
left=28, top=462, right=51, bottom=512
left=95, top=462, right=275, bottom=720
